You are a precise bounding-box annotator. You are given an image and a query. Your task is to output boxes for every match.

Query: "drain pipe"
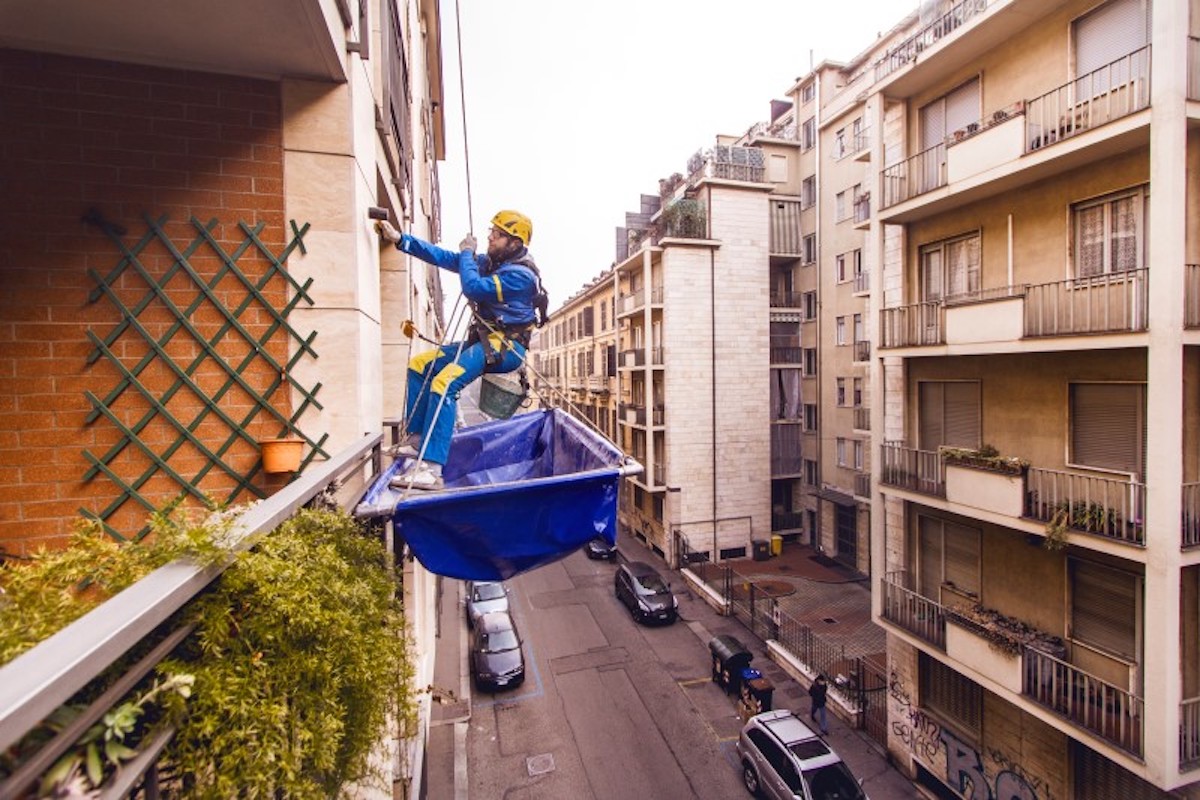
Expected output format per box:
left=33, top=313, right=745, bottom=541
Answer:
left=709, top=190, right=718, bottom=561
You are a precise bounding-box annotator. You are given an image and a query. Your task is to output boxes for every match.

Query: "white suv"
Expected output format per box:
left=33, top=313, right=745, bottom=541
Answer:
left=735, top=710, right=867, bottom=800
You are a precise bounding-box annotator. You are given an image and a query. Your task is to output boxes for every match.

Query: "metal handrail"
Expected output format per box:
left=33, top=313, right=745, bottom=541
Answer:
left=1023, top=268, right=1148, bottom=337
left=0, top=432, right=385, bottom=755
left=1024, top=646, right=1143, bottom=755
left=1024, top=466, right=1145, bottom=546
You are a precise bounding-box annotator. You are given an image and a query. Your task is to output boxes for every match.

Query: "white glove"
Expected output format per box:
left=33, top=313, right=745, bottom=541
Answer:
left=459, top=234, right=477, bottom=252
left=375, top=220, right=402, bottom=244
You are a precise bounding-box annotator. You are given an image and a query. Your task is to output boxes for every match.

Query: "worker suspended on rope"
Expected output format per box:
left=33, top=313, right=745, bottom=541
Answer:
left=376, top=210, right=549, bottom=490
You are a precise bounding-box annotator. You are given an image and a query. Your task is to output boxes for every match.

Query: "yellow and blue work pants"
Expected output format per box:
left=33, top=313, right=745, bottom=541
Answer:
left=403, top=332, right=525, bottom=465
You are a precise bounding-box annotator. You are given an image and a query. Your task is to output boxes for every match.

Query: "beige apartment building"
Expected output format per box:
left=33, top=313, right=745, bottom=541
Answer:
left=855, top=0, right=1200, bottom=796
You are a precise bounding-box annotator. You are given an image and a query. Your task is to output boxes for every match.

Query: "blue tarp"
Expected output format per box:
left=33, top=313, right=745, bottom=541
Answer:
left=356, top=409, right=637, bottom=581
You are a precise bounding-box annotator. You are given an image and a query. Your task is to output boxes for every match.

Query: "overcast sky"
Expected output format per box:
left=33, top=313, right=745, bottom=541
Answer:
left=434, top=0, right=918, bottom=313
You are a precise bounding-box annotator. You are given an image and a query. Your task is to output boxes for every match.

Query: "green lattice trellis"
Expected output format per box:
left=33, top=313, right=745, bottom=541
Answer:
left=82, top=213, right=328, bottom=540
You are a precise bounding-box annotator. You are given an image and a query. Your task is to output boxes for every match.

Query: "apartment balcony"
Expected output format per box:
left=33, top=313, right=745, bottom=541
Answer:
left=853, top=340, right=870, bottom=363
left=653, top=462, right=667, bottom=486
left=882, top=572, right=1144, bottom=757
left=853, top=271, right=869, bottom=295
left=687, top=144, right=766, bottom=184
left=873, top=0, right=988, bottom=83
left=880, top=47, right=1151, bottom=221
left=772, top=510, right=805, bottom=532
left=852, top=406, right=870, bottom=433
left=650, top=347, right=664, bottom=366
left=770, top=341, right=804, bottom=365
left=770, top=291, right=804, bottom=309
left=881, top=571, right=947, bottom=648
left=620, top=404, right=664, bottom=429
left=1183, top=696, right=1200, bottom=769
left=569, top=378, right=586, bottom=392
left=769, top=197, right=804, bottom=258
left=852, top=194, right=870, bottom=228
left=746, top=118, right=800, bottom=143
left=618, top=349, right=645, bottom=368
left=880, top=442, right=944, bottom=497
left=1024, top=467, right=1145, bottom=547
left=1025, top=47, right=1150, bottom=153
left=587, top=375, right=610, bottom=395
left=1191, top=37, right=1200, bottom=100
left=771, top=454, right=804, bottom=478
left=880, top=270, right=1148, bottom=351
left=617, top=292, right=643, bottom=317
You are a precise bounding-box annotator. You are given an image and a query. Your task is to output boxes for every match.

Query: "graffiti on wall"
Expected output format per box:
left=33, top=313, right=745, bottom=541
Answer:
left=889, top=671, right=1052, bottom=800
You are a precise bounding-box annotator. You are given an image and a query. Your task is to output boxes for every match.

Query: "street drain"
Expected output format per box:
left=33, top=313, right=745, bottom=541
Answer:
left=527, top=753, right=556, bottom=777
left=822, top=617, right=838, bottom=625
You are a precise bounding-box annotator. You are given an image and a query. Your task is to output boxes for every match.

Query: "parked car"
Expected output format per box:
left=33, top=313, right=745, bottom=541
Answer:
left=469, top=610, right=525, bottom=691
left=584, top=535, right=618, bottom=560
left=736, top=709, right=867, bottom=800
left=614, top=561, right=678, bottom=624
left=465, top=580, right=508, bottom=628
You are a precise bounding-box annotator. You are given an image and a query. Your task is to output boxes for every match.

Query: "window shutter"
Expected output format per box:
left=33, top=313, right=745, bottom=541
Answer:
left=1071, top=383, right=1143, bottom=474
left=920, top=98, right=946, bottom=148
left=1071, top=559, right=1138, bottom=658
left=944, top=382, right=981, bottom=449
left=944, top=78, right=980, bottom=135
left=920, top=653, right=982, bottom=737
left=919, top=383, right=945, bottom=451
left=1074, top=0, right=1149, bottom=78
left=918, top=519, right=942, bottom=600
left=942, top=522, right=981, bottom=595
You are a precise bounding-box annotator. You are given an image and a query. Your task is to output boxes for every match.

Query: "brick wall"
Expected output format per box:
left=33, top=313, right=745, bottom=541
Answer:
left=0, top=49, right=287, bottom=554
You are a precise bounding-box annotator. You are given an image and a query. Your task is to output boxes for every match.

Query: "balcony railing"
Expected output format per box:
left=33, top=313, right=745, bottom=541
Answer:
left=1023, top=269, right=1147, bottom=337
left=882, top=572, right=946, bottom=648
left=853, top=194, right=871, bottom=224
left=880, top=442, right=945, bottom=497
left=879, top=301, right=945, bottom=348
left=853, top=340, right=870, bottom=362
left=651, top=285, right=664, bottom=304
left=1186, top=265, right=1200, bottom=328
left=881, top=143, right=946, bottom=208
left=687, top=144, right=766, bottom=183
left=653, top=462, right=667, bottom=486
left=1026, top=46, right=1150, bottom=153
left=770, top=291, right=804, bottom=308
left=1182, top=696, right=1200, bottom=768
left=1183, top=482, right=1200, bottom=548
left=1024, top=647, right=1142, bottom=756
left=873, top=0, right=989, bottom=82
left=587, top=375, right=609, bottom=394
left=1024, top=467, right=1145, bottom=546
left=770, top=342, right=804, bottom=364
left=770, top=198, right=804, bottom=257
left=853, top=406, right=870, bottom=432
left=650, top=347, right=664, bottom=365
left=771, top=455, right=805, bottom=476
left=853, top=270, right=869, bottom=294
left=617, top=292, right=642, bottom=315
left=772, top=510, right=805, bottom=531
left=619, top=349, right=645, bottom=368
left=0, top=431, right=388, bottom=797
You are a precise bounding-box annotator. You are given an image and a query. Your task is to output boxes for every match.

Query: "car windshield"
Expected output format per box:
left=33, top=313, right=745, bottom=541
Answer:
left=480, top=629, right=519, bottom=653
left=474, top=583, right=505, bottom=601
left=803, top=762, right=865, bottom=800
left=634, top=574, right=669, bottom=595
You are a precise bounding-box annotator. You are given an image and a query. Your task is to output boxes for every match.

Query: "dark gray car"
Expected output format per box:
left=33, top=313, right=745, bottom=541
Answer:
left=736, top=709, right=867, bottom=800
left=469, top=610, right=525, bottom=691
left=614, top=561, right=678, bottom=624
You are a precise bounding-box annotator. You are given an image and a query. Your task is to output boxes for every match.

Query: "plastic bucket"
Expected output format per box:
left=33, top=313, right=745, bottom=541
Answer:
left=478, top=372, right=525, bottom=419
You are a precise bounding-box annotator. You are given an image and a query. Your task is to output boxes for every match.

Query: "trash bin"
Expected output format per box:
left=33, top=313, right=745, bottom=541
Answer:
left=752, top=539, right=771, bottom=561
left=709, top=634, right=753, bottom=695
left=770, top=533, right=783, bottom=557
left=741, top=676, right=775, bottom=715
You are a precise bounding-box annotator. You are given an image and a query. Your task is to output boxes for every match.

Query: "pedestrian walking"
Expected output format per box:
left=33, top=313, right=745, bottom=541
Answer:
left=809, top=674, right=829, bottom=735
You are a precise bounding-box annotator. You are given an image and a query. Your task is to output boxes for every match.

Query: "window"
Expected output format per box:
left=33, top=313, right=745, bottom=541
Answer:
left=1069, top=382, right=1146, bottom=476
left=918, top=381, right=981, bottom=451
left=920, top=77, right=980, bottom=148
left=801, top=117, right=816, bottom=149
left=835, top=190, right=847, bottom=222
left=920, top=232, right=981, bottom=302
left=836, top=253, right=847, bottom=283
left=920, top=652, right=982, bottom=739
left=852, top=378, right=863, bottom=407
left=768, top=153, right=788, bottom=182
left=1073, top=0, right=1150, bottom=82
left=853, top=314, right=864, bottom=343
left=834, top=127, right=847, bottom=159
left=1071, top=558, right=1139, bottom=659
left=802, top=291, right=817, bottom=320
left=803, top=234, right=817, bottom=264
left=836, top=377, right=847, bottom=406
left=600, top=300, right=607, bottom=331
left=801, top=176, right=816, bottom=208
left=836, top=437, right=848, bottom=467
left=803, top=348, right=817, bottom=376
left=803, top=459, right=819, bottom=486
left=853, top=439, right=864, bottom=470
left=771, top=369, right=803, bottom=420
left=917, top=514, right=981, bottom=599
left=803, top=404, right=818, bottom=431
left=1072, top=187, right=1146, bottom=277
left=801, top=81, right=815, bottom=103
left=835, top=316, right=847, bottom=345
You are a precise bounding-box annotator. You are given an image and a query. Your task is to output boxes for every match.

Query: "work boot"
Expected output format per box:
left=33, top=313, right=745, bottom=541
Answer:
left=390, top=460, right=443, bottom=491
left=387, top=433, right=421, bottom=459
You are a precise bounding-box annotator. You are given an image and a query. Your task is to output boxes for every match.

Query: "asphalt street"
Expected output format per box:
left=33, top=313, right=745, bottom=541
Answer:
left=423, top=539, right=923, bottom=799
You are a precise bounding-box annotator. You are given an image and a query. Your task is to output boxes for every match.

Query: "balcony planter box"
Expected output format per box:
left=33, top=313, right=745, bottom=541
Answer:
left=943, top=452, right=1027, bottom=517
left=946, top=615, right=1024, bottom=693
left=258, top=436, right=304, bottom=474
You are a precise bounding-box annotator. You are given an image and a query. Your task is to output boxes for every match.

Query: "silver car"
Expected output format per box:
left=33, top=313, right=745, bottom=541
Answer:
left=735, top=709, right=867, bottom=800
left=465, top=580, right=509, bottom=628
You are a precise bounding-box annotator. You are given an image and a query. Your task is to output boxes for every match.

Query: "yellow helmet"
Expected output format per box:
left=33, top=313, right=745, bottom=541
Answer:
left=491, top=209, right=533, bottom=245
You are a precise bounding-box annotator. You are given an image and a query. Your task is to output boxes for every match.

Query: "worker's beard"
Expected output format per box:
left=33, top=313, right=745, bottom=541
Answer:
left=487, top=239, right=518, bottom=263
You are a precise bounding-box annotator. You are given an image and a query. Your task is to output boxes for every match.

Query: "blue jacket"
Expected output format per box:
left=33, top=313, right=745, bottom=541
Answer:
left=398, top=233, right=540, bottom=329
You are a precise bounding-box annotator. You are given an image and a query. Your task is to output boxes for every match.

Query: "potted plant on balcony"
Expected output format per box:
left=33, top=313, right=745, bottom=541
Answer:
left=946, top=603, right=1065, bottom=658
left=940, top=444, right=1029, bottom=476
left=1042, top=499, right=1123, bottom=550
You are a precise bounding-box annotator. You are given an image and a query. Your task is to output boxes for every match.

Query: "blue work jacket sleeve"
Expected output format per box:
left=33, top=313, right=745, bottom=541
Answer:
left=397, top=233, right=462, bottom=272
left=458, top=251, right=536, bottom=309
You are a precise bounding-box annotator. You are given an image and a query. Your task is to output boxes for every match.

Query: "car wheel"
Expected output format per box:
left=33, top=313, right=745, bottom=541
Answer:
left=741, top=761, right=761, bottom=797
